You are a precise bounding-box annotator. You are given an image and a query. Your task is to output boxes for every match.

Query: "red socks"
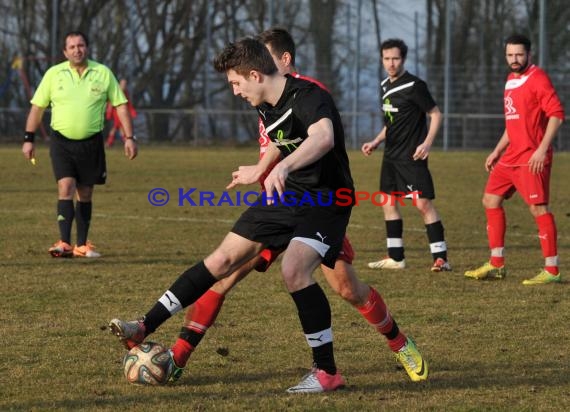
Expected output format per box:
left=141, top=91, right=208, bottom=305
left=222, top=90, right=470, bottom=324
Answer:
left=356, top=287, right=407, bottom=352
left=171, top=338, right=193, bottom=367
left=485, top=207, right=506, bottom=267
left=535, top=213, right=559, bottom=275
left=486, top=208, right=558, bottom=274
left=170, top=289, right=225, bottom=367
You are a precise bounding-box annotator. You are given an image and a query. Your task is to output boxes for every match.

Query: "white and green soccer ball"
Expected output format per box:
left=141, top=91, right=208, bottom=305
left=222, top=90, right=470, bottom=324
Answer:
left=123, top=341, right=173, bottom=385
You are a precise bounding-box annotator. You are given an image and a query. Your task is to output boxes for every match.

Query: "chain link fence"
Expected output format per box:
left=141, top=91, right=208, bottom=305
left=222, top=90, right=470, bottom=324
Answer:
left=2, top=64, right=568, bottom=150
left=2, top=109, right=567, bottom=151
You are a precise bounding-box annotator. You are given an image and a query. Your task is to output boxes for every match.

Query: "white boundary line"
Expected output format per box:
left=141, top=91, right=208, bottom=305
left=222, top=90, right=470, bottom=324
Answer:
left=91, top=213, right=551, bottom=240
left=0, top=209, right=553, bottom=240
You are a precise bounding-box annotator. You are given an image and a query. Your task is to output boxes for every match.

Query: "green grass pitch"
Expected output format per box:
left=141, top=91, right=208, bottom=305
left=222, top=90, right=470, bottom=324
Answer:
left=1, top=145, right=569, bottom=411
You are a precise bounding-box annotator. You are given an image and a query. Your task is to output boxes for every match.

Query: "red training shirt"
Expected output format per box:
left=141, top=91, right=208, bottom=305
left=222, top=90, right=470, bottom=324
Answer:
left=499, top=64, right=564, bottom=166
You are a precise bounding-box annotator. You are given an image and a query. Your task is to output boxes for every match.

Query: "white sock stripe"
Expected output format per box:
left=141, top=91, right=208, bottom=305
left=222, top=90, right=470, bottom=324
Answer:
left=387, top=238, right=403, bottom=248
left=159, top=290, right=183, bottom=315
left=429, top=241, right=447, bottom=253
left=374, top=314, right=392, bottom=329
left=187, top=321, right=207, bottom=333
left=545, top=256, right=559, bottom=266
left=305, top=328, right=333, bottom=348
left=490, top=247, right=504, bottom=257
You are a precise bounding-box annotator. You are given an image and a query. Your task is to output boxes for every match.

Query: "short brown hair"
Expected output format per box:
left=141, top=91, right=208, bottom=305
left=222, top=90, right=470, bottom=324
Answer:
left=213, top=37, right=277, bottom=77
left=381, top=38, right=408, bottom=60
left=257, top=27, right=296, bottom=65
left=505, top=34, right=531, bottom=53
left=62, top=30, right=89, bottom=50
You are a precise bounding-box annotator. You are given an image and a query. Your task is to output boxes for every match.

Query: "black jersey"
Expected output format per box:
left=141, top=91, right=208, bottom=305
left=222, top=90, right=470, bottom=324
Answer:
left=257, top=75, right=354, bottom=199
left=380, top=71, right=436, bottom=162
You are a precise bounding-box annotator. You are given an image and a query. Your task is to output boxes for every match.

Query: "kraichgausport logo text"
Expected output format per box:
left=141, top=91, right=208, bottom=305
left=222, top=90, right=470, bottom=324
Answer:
left=147, top=188, right=421, bottom=207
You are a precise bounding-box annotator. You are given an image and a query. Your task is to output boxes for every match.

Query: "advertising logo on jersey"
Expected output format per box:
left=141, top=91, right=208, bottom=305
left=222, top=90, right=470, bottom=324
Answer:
left=382, top=97, right=398, bottom=123
left=274, top=129, right=301, bottom=152
left=258, top=118, right=270, bottom=148
left=258, top=118, right=270, bottom=155
left=504, top=91, right=519, bottom=120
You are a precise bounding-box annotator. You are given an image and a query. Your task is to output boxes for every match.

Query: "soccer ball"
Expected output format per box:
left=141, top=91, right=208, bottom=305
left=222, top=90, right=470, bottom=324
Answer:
left=123, top=341, right=173, bottom=385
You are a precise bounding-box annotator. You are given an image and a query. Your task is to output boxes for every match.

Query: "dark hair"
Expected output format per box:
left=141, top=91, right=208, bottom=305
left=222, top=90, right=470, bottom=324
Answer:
left=505, top=34, right=531, bottom=53
left=257, top=27, right=296, bottom=65
left=63, top=31, right=89, bottom=49
left=380, top=38, right=408, bottom=60
left=213, top=37, right=278, bottom=76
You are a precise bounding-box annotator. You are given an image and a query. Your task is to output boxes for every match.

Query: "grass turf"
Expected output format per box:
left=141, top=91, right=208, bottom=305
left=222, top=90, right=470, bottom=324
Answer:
left=1, top=145, right=569, bottom=411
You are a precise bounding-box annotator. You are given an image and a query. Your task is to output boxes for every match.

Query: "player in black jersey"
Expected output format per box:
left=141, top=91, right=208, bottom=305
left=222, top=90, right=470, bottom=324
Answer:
left=362, top=38, right=451, bottom=272
left=109, top=37, right=353, bottom=393
left=165, top=28, right=429, bottom=387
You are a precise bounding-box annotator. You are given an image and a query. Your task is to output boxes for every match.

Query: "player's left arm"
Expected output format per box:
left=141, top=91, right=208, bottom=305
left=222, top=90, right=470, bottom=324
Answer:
left=528, top=116, right=563, bottom=174
left=106, top=70, right=137, bottom=160
left=115, top=104, right=138, bottom=160
left=528, top=75, right=564, bottom=173
left=413, top=106, right=442, bottom=160
left=264, top=117, right=334, bottom=201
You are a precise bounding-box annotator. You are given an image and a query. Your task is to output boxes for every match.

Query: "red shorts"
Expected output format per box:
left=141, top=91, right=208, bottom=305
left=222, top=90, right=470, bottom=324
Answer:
left=254, top=236, right=355, bottom=272
left=255, top=248, right=284, bottom=272
left=336, top=236, right=355, bottom=264
left=485, top=162, right=551, bottom=205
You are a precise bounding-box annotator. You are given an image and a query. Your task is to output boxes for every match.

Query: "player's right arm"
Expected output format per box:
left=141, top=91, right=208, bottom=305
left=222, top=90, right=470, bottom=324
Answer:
left=264, top=117, right=334, bottom=202
left=227, top=141, right=282, bottom=190
left=361, top=126, right=387, bottom=156
left=22, top=105, right=46, bottom=160
left=485, top=129, right=510, bottom=172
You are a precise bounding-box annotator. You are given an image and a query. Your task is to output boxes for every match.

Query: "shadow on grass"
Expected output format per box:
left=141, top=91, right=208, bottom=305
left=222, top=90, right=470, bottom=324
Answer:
left=13, top=358, right=569, bottom=412
left=345, top=358, right=570, bottom=392
left=0, top=256, right=201, bottom=269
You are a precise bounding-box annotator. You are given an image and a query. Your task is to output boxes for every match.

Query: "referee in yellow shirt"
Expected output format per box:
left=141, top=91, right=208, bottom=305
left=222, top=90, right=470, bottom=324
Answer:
left=22, top=30, right=138, bottom=258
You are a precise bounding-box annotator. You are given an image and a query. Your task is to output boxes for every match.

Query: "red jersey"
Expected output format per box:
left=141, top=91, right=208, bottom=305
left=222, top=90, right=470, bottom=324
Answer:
left=499, top=64, right=564, bottom=166
left=257, top=72, right=328, bottom=186
left=106, top=90, right=137, bottom=127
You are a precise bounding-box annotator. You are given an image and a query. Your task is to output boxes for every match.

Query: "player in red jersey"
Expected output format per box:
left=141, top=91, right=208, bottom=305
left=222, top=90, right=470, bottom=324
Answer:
left=465, top=34, right=564, bottom=285
left=105, top=79, right=137, bottom=147
left=166, top=27, right=428, bottom=386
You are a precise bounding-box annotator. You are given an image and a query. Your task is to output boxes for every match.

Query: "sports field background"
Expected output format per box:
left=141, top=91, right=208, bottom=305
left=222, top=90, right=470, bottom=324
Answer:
left=1, top=146, right=569, bottom=411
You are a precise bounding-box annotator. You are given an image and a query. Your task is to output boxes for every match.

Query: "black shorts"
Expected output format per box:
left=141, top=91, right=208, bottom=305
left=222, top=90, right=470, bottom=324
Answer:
left=231, top=201, right=352, bottom=269
left=380, top=158, right=435, bottom=199
left=49, top=130, right=107, bottom=185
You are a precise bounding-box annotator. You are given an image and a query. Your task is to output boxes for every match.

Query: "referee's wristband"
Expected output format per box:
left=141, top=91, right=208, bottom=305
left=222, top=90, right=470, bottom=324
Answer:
left=24, top=131, right=35, bottom=143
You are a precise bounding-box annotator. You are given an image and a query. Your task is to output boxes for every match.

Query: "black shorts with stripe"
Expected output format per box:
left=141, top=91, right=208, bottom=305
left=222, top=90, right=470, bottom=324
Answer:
left=231, top=200, right=352, bottom=269
left=380, top=158, right=435, bottom=199
left=49, top=130, right=107, bottom=185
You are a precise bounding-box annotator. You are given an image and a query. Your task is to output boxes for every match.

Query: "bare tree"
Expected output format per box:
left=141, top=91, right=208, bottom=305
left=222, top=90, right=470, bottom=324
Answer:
left=0, top=0, right=567, bottom=145
left=309, top=0, right=337, bottom=93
